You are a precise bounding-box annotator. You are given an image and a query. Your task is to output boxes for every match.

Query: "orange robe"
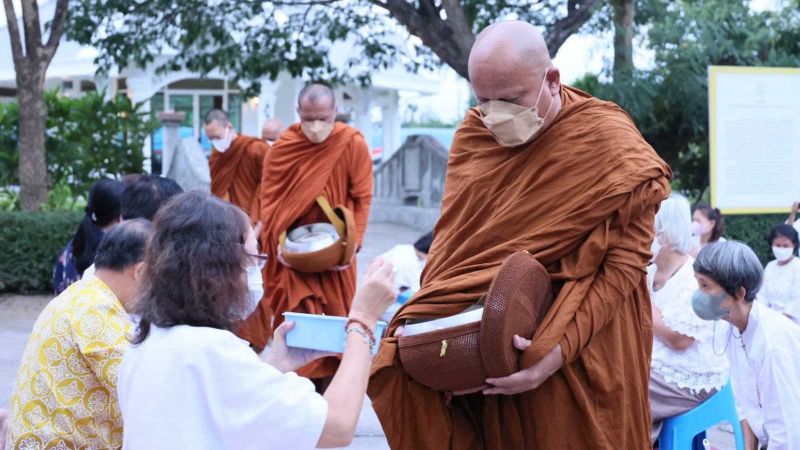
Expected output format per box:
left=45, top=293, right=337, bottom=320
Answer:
left=209, top=134, right=268, bottom=219
left=368, top=86, right=672, bottom=449
left=237, top=122, right=373, bottom=379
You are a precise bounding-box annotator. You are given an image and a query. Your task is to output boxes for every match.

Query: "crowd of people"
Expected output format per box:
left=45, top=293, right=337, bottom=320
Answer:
left=2, top=18, right=800, bottom=450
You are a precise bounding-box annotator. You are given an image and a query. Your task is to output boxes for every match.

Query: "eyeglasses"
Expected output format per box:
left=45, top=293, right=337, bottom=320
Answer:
left=246, top=252, right=269, bottom=270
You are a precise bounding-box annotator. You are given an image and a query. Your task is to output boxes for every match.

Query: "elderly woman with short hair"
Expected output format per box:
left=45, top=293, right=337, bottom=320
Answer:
left=648, top=194, right=728, bottom=441
left=693, top=241, right=800, bottom=450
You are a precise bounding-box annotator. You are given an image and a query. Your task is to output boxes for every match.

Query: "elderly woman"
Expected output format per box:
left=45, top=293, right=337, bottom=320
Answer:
left=693, top=241, right=800, bottom=449
left=118, top=191, right=396, bottom=450
left=648, top=194, right=728, bottom=441
left=760, top=224, right=800, bottom=323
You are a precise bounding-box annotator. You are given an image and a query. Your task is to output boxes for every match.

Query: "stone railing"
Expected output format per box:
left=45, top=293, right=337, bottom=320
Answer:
left=370, top=135, right=448, bottom=230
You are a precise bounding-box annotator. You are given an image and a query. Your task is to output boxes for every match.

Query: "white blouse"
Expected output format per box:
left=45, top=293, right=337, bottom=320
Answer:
left=118, top=325, right=328, bottom=450
left=728, top=302, right=800, bottom=449
left=760, top=257, right=800, bottom=320
left=649, top=258, right=729, bottom=394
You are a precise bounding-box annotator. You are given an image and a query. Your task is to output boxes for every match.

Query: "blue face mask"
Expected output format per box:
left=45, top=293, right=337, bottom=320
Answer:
left=691, top=289, right=729, bottom=321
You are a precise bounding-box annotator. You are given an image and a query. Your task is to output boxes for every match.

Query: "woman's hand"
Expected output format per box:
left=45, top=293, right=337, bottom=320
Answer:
left=265, top=321, right=334, bottom=373
left=348, top=258, right=396, bottom=326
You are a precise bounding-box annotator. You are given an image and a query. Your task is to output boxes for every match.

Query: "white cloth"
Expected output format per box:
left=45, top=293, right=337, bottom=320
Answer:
left=649, top=258, right=729, bottom=394
left=82, top=262, right=96, bottom=279
left=380, top=244, right=425, bottom=292
left=760, top=257, right=800, bottom=320
left=727, top=302, right=800, bottom=449
left=118, top=325, right=327, bottom=450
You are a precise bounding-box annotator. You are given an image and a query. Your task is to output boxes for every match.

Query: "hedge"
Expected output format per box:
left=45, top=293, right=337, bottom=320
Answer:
left=0, top=211, right=82, bottom=293
left=0, top=211, right=787, bottom=294
left=724, top=214, right=787, bottom=265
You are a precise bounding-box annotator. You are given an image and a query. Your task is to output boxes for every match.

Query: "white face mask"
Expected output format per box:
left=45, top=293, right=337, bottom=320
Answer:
left=772, top=246, right=794, bottom=262
left=691, top=221, right=710, bottom=237
left=478, top=72, right=553, bottom=147
left=211, top=127, right=234, bottom=153
left=650, top=236, right=662, bottom=263
left=301, top=120, right=334, bottom=144
left=242, top=265, right=264, bottom=319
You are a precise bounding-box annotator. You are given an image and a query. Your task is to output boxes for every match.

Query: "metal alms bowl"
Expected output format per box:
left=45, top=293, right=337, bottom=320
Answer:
left=284, top=223, right=340, bottom=254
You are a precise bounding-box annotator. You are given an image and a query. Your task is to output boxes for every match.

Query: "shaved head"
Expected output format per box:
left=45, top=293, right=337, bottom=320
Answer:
left=297, top=83, right=336, bottom=123
left=261, top=118, right=284, bottom=142
left=468, top=21, right=562, bottom=130
left=297, top=83, right=335, bottom=109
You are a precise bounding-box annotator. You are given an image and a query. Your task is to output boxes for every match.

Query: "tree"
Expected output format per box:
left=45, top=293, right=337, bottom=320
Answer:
left=609, top=0, right=634, bottom=80
left=575, top=0, right=800, bottom=199
left=3, top=0, right=68, bottom=210
left=68, top=0, right=603, bottom=94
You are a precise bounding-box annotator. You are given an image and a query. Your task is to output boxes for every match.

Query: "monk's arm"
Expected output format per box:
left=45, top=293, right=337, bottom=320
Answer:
left=349, top=137, right=373, bottom=247
left=559, top=202, right=657, bottom=364
left=247, top=143, right=268, bottom=222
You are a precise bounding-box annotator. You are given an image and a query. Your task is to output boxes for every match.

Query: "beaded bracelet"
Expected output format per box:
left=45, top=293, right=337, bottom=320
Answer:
left=345, top=326, right=375, bottom=348
left=344, top=318, right=376, bottom=344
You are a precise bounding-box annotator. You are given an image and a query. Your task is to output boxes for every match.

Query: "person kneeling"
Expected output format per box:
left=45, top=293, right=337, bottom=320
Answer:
left=693, top=241, right=800, bottom=449
left=118, top=191, right=396, bottom=450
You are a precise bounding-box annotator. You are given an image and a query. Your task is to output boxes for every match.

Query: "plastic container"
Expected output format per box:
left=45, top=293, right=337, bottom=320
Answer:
left=283, top=312, right=387, bottom=355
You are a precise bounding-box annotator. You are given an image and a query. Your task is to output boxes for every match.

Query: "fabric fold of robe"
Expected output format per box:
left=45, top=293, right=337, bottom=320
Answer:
left=237, top=122, right=373, bottom=379
left=368, top=86, right=672, bottom=450
left=209, top=135, right=269, bottom=220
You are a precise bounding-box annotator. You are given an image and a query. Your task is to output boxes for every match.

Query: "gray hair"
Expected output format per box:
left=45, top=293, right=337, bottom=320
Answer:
left=655, top=193, right=693, bottom=254
left=204, top=109, right=230, bottom=126
left=693, top=240, right=763, bottom=302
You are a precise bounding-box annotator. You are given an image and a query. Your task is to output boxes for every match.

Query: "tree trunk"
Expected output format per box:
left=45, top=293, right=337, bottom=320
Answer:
left=16, top=73, right=48, bottom=211
left=611, top=0, right=635, bottom=81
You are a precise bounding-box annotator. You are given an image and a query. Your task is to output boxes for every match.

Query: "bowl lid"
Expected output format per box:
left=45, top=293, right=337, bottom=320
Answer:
left=479, top=251, right=554, bottom=378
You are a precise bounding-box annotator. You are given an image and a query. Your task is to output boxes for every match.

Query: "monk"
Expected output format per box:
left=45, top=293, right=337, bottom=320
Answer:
left=261, top=117, right=284, bottom=144
left=206, top=109, right=268, bottom=219
left=238, top=83, right=373, bottom=385
left=368, top=21, right=672, bottom=449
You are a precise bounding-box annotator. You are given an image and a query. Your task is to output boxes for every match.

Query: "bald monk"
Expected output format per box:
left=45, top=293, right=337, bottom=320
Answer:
left=206, top=109, right=268, bottom=219
left=368, top=21, right=672, bottom=449
left=238, top=83, right=373, bottom=385
left=261, top=117, right=284, bottom=144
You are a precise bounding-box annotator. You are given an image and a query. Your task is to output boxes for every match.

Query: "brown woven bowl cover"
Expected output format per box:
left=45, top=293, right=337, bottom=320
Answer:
left=398, top=251, right=553, bottom=393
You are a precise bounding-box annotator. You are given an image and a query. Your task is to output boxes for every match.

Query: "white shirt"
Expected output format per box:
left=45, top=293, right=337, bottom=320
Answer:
left=760, top=257, right=800, bottom=320
left=380, top=244, right=425, bottom=292
left=649, top=258, right=729, bottom=393
left=118, top=325, right=328, bottom=450
left=727, top=301, right=800, bottom=449
left=82, top=262, right=96, bottom=279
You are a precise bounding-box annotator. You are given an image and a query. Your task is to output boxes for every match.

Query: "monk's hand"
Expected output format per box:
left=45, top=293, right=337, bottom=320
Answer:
left=483, top=337, right=563, bottom=395
left=265, top=321, right=334, bottom=373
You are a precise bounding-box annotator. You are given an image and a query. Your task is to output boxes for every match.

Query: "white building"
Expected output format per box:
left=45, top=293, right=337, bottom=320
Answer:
left=0, top=0, right=439, bottom=170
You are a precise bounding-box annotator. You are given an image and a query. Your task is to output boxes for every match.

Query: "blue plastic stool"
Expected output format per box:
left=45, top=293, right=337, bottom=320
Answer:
left=658, top=381, right=744, bottom=450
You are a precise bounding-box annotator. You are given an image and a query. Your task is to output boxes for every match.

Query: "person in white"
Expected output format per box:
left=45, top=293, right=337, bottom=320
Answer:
left=692, top=240, right=800, bottom=450
left=760, top=224, right=800, bottom=323
left=690, top=203, right=726, bottom=257
left=648, top=194, right=729, bottom=441
left=378, top=231, right=432, bottom=322
left=117, top=191, right=396, bottom=450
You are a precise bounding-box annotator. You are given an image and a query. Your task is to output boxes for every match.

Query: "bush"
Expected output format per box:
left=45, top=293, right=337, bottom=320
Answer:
left=0, top=211, right=82, bottom=293
left=0, top=90, right=158, bottom=196
left=725, top=214, right=786, bottom=265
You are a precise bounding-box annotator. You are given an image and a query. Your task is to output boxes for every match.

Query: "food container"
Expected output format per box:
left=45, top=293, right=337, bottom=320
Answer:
left=284, top=223, right=339, bottom=253
left=284, top=312, right=387, bottom=355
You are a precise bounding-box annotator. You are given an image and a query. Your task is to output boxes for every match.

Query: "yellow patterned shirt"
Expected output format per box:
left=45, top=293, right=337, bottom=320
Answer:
left=6, top=276, right=132, bottom=450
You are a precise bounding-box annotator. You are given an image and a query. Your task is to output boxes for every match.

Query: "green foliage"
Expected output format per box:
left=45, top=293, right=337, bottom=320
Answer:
left=0, top=91, right=158, bottom=196
left=41, top=180, right=87, bottom=213
left=67, top=1, right=598, bottom=95
left=573, top=0, right=800, bottom=199
left=0, top=211, right=82, bottom=293
left=725, top=214, right=786, bottom=265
